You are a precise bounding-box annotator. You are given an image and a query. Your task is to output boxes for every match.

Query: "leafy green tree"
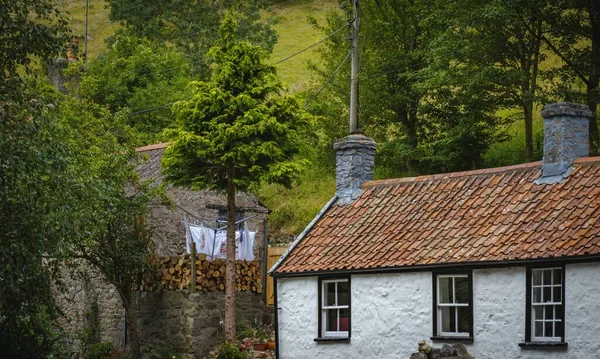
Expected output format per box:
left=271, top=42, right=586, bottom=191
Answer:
left=162, top=15, right=310, bottom=342
left=74, top=34, right=191, bottom=144
left=55, top=94, right=155, bottom=359
left=0, top=1, right=72, bottom=356
left=531, top=0, right=600, bottom=152
left=432, top=0, right=546, bottom=161
left=105, top=0, right=278, bottom=78
left=0, top=0, right=68, bottom=101
left=309, top=0, right=506, bottom=175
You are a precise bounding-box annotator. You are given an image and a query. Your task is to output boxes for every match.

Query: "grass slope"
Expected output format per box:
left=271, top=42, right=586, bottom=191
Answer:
left=55, top=0, right=120, bottom=58
left=269, top=0, right=340, bottom=92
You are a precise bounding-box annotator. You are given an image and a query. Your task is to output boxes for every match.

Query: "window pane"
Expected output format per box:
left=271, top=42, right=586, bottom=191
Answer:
left=553, top=286, right=561, bottom=303
left=339, top=308, right=350, bottom=331
left=533, top=288, right=542, bottom=303
left=441, top=306, right=456, bottom=333
left=545, top=321, right=553, bottom=337
left=326, top=283, right=336, bottom=306
left=555, top=320, right=563, bottom=338
left=337, top=281, right=349, bottom=306
left=543, top=287, right=552, bottom=303
left=439, top=277, right=453, bottom=304
left=326, top=309, right=338, bottom=331
left=533, top=270, right=542, bottom=285
left=457, top=306, right=470, bottom=333
left=455, top=277, right=469, bottom=304
left=552, top=269, right=561, bottom=285
left=534, top=321, right=543, bottom=337
left=543, top=270, right=551, bottom=285
left=544, top=305, right=554, bottom=320
left=555, top=305, right=563, bottom=320
left=534, top=306, right=543, bottom=320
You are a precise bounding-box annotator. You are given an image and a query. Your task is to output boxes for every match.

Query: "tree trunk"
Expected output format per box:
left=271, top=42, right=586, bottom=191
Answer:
left=523, top=100, right=534, bottom=161
left=224, top=166, right=237, bottom=343
left=587, top=1, right=600, bottom=154
left=119, top=291, right=142, bottom=359
left=523, top=17, right=542, bottom=162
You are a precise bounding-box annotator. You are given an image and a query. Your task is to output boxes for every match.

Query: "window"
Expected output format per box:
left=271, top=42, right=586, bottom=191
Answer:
left=433, top=273, right=473, bottom=339
left=217, top=209, right=244, bottom=229
left=527, top=267, right=565, bottom=342
left=319, top=278, right=350, bottom=339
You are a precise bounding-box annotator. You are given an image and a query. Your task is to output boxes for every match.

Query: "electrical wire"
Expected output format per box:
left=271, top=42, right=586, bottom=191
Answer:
left=274, top=23, right=348, bottom=65
left=129, top=98, right=190, bottom=115
left=304, top=50, right=352, bottom=110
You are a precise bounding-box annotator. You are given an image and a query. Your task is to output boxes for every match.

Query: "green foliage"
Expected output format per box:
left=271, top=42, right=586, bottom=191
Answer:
left=0, top=0, right=69, bottom=99
left=308, top=0, right=507, bottom=174
left=146, top=340, right=188, bottom=359
left=73, top=33, right=191, bottom=144
left=162, top=15, right=311, bottom=193
left=85, top=342, right=113, bottom=359
left=217, top=343, right=248, bottom=359
left=105, top=0, right=277, bottom=78
left=0, top=84, right=85, bottom=357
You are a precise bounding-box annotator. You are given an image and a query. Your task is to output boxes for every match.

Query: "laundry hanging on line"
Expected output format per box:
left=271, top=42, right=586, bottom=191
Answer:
left=186, top=224, right=255, bottom=261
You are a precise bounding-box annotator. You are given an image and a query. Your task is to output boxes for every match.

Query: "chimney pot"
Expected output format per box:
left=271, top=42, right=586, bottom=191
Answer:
left=538, top=102, right=592, bottom=183
left=334, top=134, right=377, bottom=203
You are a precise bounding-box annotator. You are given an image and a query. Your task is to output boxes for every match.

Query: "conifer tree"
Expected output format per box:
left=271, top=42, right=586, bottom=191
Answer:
left=162, top=14, right=310, bottom=342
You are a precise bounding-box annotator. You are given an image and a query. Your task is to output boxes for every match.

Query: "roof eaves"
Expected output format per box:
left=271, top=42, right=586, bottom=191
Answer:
left=269, top=195, right=338, bottom=276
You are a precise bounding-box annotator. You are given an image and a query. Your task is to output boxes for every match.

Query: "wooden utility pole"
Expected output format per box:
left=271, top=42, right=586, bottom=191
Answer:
left=349, top=0, right=360, bottom=134
left=84, top=0, right=89, bottom=73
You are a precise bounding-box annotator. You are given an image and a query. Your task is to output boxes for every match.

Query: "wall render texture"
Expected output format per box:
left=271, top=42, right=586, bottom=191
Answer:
left=277, top=263, right=600, bottom=359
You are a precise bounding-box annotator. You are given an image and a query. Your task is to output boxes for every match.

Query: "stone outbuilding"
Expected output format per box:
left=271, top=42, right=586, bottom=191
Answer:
left=270, top=103, right=600, bottom=359
left=57, top=142, right=270, bottom=358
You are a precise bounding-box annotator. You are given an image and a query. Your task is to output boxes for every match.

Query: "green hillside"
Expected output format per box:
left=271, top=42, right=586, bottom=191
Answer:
left=54, top=0, right=120, bottom=58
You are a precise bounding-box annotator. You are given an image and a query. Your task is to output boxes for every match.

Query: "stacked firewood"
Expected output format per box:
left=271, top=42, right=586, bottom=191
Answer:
left=140, top=254, right=262, bottom=293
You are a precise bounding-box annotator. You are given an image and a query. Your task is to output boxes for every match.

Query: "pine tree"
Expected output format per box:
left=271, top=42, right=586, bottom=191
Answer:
left=162, top=14, right=310, bottom=342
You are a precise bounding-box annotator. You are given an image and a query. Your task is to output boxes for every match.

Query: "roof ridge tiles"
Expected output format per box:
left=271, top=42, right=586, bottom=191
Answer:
left=135, top=142, right=171, bottom=152
left=363, top=161, right=544, bottom=188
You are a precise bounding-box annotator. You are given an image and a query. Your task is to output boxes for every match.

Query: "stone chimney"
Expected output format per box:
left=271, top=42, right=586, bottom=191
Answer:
left=333, top=134, right=377, bottom=203
left=537, top=102, right=592, bottom=184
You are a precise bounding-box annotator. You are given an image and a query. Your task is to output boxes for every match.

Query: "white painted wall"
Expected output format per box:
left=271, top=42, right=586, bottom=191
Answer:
left=277, top=263, right=600, bottom=359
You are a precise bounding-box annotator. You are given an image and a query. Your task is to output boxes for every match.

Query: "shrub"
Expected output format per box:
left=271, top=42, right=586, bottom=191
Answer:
left=85, top=342, right=113, bottom=359
left=216, top=343, right=248, bottom=359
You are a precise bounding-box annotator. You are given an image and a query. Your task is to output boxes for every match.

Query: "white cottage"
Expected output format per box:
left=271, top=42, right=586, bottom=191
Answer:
left=269, top=103, right=600, bottom=359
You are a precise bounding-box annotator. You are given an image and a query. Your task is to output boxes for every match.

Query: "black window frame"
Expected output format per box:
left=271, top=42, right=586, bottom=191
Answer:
left=315, top=275, right=351, bottom=343
left=521, top=264, right=567, bottom=347
left=431, top=270, right=474, bottom=342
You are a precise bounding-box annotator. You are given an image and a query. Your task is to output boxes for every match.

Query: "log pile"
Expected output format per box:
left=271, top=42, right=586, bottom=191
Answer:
left=140, top=254, right=262, bottom=293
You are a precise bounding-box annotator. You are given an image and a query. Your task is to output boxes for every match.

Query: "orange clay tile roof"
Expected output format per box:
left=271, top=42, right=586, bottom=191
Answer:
left=274, top=157, right=600, bottom=275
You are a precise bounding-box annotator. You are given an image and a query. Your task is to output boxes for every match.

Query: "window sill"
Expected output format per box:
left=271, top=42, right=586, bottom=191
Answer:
left=314, top=337, right=350, bottom=343
left=519, top=342, right=568, bottom=349
left=431, top=336, right=474, bottom=343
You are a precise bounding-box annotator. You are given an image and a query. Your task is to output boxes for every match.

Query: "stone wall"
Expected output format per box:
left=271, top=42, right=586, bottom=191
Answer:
left=56, top=270, right=267, bottom=358
left=137, top=290, right=267, bottom=358
left=149, top=186, right=268, bottom=258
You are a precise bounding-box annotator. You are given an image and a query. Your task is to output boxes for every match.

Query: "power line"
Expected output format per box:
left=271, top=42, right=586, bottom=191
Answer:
left=304, top=50, right=352, bottom=110
left=129, top=98, right=190, bottom=116
left=274, top=24, right=348, bottom=65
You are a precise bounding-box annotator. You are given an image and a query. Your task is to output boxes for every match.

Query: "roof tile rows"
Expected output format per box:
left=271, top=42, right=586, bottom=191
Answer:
left=275, top=158, right=600, bottom=274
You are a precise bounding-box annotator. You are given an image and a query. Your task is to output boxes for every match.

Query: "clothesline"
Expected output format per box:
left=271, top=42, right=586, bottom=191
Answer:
left=184, top=215, right=256, bottom=261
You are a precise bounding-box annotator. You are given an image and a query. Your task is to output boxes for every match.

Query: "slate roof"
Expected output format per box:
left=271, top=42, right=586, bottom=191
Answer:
left=273, top=157, right=600, bottom=275
left=135, top=142, right=170, bottom=183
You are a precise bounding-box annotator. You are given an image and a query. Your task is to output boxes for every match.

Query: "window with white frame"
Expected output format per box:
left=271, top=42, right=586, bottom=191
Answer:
left=434, top=273, right=472, bottom=338
left=529, top=267, right=564, bottom=342
left=320, top=278, right=350, bottom=338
